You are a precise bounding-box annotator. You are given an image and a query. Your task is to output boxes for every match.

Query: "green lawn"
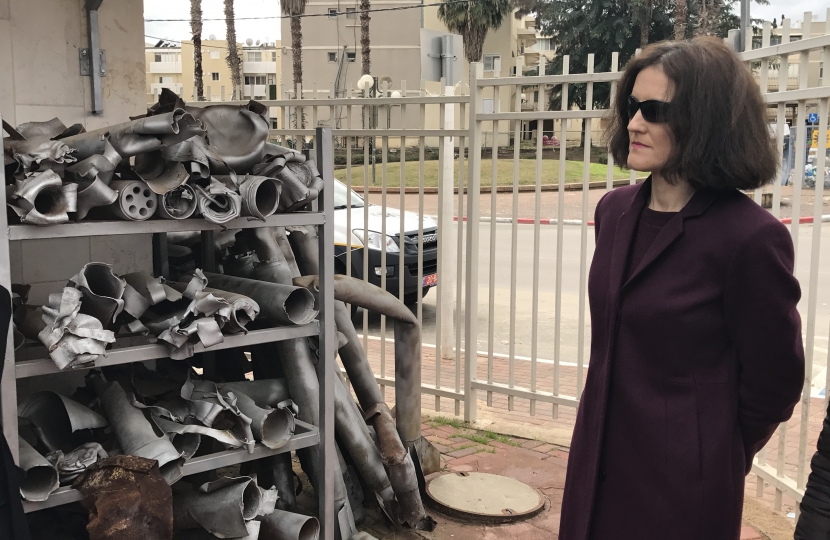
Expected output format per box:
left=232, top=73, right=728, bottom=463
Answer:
left=341, top=158, right=629, bottom=188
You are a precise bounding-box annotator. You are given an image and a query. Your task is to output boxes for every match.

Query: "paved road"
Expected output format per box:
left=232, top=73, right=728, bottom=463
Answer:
left=357, top=222, right=830, bottom=395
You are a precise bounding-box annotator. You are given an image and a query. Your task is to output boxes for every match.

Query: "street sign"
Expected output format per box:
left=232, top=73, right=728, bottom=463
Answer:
left=808, top=113, right=820, bottom=124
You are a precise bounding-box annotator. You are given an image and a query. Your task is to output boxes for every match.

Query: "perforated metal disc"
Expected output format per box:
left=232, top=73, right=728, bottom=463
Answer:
left=425, top=472, right=545, bottom=523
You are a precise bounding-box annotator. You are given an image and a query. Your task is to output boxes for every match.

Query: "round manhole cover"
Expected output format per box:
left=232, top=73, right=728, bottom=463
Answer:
left=425, top=472, right=545, bottom=523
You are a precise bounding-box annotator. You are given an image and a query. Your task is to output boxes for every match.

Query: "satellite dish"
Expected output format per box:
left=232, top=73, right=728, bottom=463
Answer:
left=378, top=76, right=393, bottom=92
left=256, top=40, right=261, bottom=46
left=357, top=74, right=374, bottom=91
left=209, top=34, right=216, bottom=40
left=246, top=38, right=254, bottom=46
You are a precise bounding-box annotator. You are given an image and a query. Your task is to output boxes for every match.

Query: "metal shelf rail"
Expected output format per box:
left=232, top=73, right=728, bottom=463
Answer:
left=0, top=122, right=338, bottom=540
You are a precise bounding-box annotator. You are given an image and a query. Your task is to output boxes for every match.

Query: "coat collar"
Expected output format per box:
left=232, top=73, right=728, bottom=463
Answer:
left=607, top=177, right=719, bottom=301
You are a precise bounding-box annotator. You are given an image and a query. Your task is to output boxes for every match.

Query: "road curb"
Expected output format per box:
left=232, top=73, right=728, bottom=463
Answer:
left=447, top=214, right=830, bottom=226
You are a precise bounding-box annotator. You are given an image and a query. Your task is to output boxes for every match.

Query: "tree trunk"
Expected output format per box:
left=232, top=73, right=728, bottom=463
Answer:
left=640, top=17, right=649, bottom=48
left=190, top=0, right=204, bottom=100
left=674, top=0, right=687, bottom=40
left=224, top=0, right=242, bottom=100
left=360, top=0, right=370, bottom=75
left=291, top=15, right=304, bottom=129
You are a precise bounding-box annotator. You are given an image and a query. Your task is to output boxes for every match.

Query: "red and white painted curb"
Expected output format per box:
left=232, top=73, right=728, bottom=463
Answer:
left=449, top=215, right=830, bottom=226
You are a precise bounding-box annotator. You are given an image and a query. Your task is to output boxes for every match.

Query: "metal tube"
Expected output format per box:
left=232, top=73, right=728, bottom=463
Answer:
left=554, top=56, right=570, bottom=419
left=18, top=437, right=59, bottom=502
left=203, top=272, right=318, bottom=325
left=173, top=476, right=260, bottom=537
left=259, top=508, right=320, bottom=540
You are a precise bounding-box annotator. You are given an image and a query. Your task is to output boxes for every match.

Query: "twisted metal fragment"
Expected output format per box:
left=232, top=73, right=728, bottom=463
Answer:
left=46, top=442, right=108, bottom=483
left=61, top=108, right=205, bottom=161
left=18, top=437, right=60, bottom=502
left=4, top=138, right=77, bottom=177
left=173, top=476, right=260, bottom=538
left=18, top=391, right=108, bottom=453
left=7, top=170, right=75, bottom=225
left=93, top=378, right=184, bottom=484
left=159, top=184, right=199, bottom=220
left=195, top=178, right=242, bottom=224
left=37, top=287, right=116, bottom=370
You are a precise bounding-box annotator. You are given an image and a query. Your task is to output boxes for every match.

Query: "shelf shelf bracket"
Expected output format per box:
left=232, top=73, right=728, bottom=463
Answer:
left=85, top=0, right=105, bottom=115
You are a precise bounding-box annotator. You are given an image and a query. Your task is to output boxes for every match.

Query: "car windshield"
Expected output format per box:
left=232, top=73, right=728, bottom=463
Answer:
left=333, top=179, right=365, bottom=209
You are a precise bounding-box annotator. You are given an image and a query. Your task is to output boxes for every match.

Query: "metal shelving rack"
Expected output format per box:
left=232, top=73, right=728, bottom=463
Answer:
left=0, top=123, right=337, bottom=540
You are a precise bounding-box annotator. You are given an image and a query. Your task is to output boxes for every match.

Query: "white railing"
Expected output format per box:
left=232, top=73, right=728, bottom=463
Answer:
left=742, top=11, right=830, bottom=516
left=203, top=12, right=829, bottom=515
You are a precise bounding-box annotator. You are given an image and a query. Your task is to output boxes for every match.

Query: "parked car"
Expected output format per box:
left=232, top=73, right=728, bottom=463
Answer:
left=332, top=179, right=438, bottom=306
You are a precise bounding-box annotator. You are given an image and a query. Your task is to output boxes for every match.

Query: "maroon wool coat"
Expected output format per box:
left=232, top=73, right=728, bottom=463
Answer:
left=558, top=179, right=805, bottom=540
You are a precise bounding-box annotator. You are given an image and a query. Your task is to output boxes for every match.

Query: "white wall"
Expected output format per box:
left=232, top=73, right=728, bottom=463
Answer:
left=0, top=0, right=152, bottom=304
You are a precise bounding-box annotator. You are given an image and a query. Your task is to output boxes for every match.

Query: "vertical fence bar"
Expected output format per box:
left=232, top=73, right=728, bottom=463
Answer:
left=346, top=106, right=353, bottom=285
left=464, top=62, right=484, bottom=423
left=417, top=86, right=426, bottom=330
left=362, top=88, right=371, bottom=356
left=399, top=82, right=408, bottom=306
left=530, top=56, right=547, bottom=417
left=822, top=11, right=830, bottom=416
left=553, top=56, right=570, bottom=419
left=801, top=95, right=828, bottom=490
left=577, top=55, right=595, bottom=405
left=455, top=98, right=467, bottom=417
left=435, top=83, right=447, bottom=412
left=510, top=58, right=523, bottom=414
left=380, top=134, right=389, bottom=399
left=487, top=77, right=501, bottom=408
left=772, top=19, right=792, bottom=218
left=791, top=12, right=812, bottom=265
left=606, top=52, right=619, bottom=194
left=315, top=127, right=336, bottom=540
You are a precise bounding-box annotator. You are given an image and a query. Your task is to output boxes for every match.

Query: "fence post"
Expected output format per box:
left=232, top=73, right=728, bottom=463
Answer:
left=440, top=85, right=456, bottom=362
left=464, top=62, right=484, bottom=423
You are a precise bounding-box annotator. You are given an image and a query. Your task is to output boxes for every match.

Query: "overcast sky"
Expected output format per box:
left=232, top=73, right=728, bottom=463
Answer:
left=143, top=0, right=826, bottom=44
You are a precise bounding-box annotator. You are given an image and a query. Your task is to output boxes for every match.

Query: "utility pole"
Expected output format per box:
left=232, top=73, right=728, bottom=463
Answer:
left=740, top=0, right=751, bottom=52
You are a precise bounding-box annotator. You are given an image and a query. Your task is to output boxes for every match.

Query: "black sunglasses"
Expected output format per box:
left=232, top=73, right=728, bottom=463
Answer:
left=627, top=96, right=671, bottom=123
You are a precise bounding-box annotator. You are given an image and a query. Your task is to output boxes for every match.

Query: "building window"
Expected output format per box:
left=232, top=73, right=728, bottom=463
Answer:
left=483, top=54, right=501, bottom=72
left=328, top=8, right=338, bottom=17
left=532, top=38, right=552, bottom=51
left=346, top=7, right=357, bottom=18
left=272, top=52, right=277, bottom=61
left=328, top=52, right=337, bottom=63
left=244, top=75, right=267, bottom=85
left=346, top=52, right=356, bottom=62
left=210, top=50, right=220, bottom=59
left=248, top=51, right=262, bottom=62
left=271, top=118, right=278, bottom=129
left=211, top=72, right=220, bottom=81
left=158, top=77, right=164, bottom=84
left=154, top=53, right=162, bottom=62
left=267, top=74, right=275, bottom=84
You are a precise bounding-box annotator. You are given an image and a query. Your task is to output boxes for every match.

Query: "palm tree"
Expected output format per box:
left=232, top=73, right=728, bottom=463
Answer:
left=624, top=0, right=671, bottom=47
left=674, top=0, right=687, bottom=40
left=437, top=0, right=512, bottom=64
left=360, top=0, right=371, bottom=75
left=695, top=0, right=723, bottom=36
left=282, top=0, right=308, bottom=90
left=190, top=0, right=204, bottom=100
left=224, top=0, right=243, bottom=100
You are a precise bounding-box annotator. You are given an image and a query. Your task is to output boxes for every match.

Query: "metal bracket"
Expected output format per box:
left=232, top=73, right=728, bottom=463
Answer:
left=79, top=49, right=107, bottom=77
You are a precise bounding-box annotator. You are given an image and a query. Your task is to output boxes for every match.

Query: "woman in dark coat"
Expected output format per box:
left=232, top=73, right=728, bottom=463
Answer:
left=558, top=38, right=805, bottom=540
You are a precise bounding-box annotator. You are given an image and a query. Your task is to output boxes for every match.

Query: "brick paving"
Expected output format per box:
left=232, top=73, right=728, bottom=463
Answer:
left=360, top=337, right=818, bottom=537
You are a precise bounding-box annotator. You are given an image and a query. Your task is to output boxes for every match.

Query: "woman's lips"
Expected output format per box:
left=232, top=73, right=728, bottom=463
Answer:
left=631, top=142, right=648, bottom=149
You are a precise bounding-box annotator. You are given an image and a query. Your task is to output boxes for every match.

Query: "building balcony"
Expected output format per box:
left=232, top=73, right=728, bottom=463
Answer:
left=149, top=62, right=182, bottom=74
left=150, top=82, right=182, bottom=95
left=521, top=50, right=541, bottom=65
left=243, top=61, right=277, bottom=74
left=244, top=84, right=269, bottom=99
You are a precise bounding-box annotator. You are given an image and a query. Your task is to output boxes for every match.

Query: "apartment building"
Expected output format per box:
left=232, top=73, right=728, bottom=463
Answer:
left=145, top=41, right=184, bottom=100
left=145, top=39, right=281, bottom=106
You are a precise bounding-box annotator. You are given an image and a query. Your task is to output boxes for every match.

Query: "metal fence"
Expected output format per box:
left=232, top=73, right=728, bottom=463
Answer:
left=258, top=10, right=830, bottom=515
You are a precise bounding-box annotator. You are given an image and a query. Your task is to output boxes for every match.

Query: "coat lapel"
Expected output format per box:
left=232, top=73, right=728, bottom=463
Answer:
left=622, top=186, right=719, bottom=290
left=606, top=179, right=650, bottom=308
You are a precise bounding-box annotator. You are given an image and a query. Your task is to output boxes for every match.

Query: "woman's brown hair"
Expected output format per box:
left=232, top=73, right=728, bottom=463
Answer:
left=607, top=37, right=778, bottom=191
